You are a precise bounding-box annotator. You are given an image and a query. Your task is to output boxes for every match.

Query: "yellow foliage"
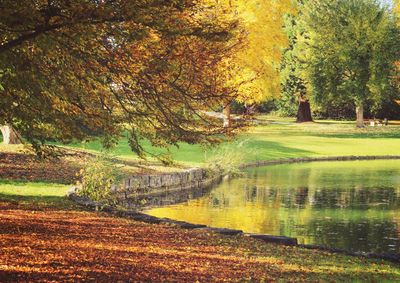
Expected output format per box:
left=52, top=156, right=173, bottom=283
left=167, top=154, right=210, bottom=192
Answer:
left=210, top=0, right=296, bottom=104
left=395, top=0, right=400, bottom=21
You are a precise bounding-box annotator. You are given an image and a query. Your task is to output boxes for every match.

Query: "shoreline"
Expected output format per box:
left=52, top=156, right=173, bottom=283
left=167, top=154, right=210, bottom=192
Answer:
left=68, top=154, right=400, bottom=264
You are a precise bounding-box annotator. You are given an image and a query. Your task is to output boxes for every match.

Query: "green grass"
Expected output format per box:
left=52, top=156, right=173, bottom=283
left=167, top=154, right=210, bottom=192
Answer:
left=64, top=118, right=400, bottom=167
left=0, top=179, right=73, bottom=209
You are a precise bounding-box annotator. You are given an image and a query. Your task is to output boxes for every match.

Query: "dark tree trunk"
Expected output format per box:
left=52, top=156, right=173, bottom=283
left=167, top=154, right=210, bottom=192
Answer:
left=296, top=99, right=313, bottom=123
left=0, top=124, right=22, bottom=144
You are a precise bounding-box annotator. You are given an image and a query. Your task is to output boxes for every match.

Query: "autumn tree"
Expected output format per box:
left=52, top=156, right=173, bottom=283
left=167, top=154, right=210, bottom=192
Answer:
left=296, top=0, right=400, bottom=127
left=211, top=0, right=294, bottom=127
left=0, top=0, right=239, bottom=156
left=233, top=0, right=294, bottom=117
left=395, top=0, right=400, bottom=19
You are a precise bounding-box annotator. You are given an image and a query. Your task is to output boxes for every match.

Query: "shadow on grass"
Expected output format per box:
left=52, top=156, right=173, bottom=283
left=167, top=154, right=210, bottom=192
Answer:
left=0, top=194, right=78, bottom=210
left=0, top=193, right=65, bottom=204
left=240, top=139, right=316, bottom=160
left=306, top=131, right=400, bottom=139
left=313, top=120, right=356, bottom=125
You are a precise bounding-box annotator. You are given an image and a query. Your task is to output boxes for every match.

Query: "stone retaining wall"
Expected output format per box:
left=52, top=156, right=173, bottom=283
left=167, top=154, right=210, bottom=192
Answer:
left=118, top=168, right=207, bottom=195
left=109, top=168, right=221, bottom=209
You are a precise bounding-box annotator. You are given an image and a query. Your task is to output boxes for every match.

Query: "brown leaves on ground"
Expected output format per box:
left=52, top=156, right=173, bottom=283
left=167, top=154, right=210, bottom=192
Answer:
left=0, top=202, right=399, bottom=282
left=0, top=147, right=183, bottom=184
left=0, top=152, right=85, bottom=184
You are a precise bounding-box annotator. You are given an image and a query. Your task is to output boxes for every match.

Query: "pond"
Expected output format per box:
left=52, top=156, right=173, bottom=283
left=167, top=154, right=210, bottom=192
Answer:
left=146, top=160, right=400, bottom=254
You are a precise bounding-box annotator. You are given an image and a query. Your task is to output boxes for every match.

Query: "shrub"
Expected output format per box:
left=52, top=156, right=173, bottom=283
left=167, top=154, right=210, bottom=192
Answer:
left=205, top=139, right=255, bottom=177
left=76, top=155, right=123, bottom=204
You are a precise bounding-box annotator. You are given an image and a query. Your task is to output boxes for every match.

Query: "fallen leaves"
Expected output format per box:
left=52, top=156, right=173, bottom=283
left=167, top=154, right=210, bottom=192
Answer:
left=0, top=152, right=84, bottom=184
left=0, top=201, right=399, bottom=282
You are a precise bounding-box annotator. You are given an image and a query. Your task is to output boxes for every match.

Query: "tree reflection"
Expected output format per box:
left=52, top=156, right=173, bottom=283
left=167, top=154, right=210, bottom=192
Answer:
left=147, top=160, right=400, bottom=254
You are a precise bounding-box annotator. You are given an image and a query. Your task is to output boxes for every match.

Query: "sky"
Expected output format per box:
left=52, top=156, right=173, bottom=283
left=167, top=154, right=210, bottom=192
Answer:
left=381, top=0, right=394, bottom=8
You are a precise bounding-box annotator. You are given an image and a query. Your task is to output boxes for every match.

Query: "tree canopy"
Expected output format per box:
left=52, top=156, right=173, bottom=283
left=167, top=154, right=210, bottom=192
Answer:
left=233, top=0, right=294, bottom=104
left=219, top=0, right=295, bottom=105
left=2, top=0, right=398, bottom=154
left=395, top=0, right=400, bottom=18
left=280, top=7, right=313, bottom=122
left=295, top=0, right=400, bottom=126
left=0, top=0, right=239, bottom=156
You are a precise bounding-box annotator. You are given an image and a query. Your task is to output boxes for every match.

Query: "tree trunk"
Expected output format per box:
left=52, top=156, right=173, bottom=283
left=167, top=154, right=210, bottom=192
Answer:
left=356, top=103, right=364, bottom=128
left=0, top=124, right=21, bottom=144
left=296, top=99, right=313, bottom=123
left=244, top=104, right=256, bottom=120
left=223, top=103, right=231, bottom=128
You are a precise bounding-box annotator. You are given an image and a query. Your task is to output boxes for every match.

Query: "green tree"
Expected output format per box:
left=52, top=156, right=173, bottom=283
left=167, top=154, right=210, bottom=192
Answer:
left=280, top=10, right=313, bottom=122
left=297, top=0, right=400, bottom=127
left=0, top=0, right=237, bottom=155
left=394, top=0, right=400, bottom=92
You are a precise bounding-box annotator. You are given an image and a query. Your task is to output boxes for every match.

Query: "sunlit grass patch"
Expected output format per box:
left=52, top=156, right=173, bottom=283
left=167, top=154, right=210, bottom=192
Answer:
left=0, top=179, right=72, bottom=209
left=60, top=118, right=400, bottom=168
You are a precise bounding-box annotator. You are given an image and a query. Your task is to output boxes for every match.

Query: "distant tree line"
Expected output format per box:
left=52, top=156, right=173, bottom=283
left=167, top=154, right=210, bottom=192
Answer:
left=232, top=0, right=400, bottom=124
left=280, top=0, right=400, bottom=125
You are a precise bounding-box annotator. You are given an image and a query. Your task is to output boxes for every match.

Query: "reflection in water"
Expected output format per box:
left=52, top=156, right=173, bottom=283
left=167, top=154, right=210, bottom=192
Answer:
left=146, top=160, right=400, bottom=254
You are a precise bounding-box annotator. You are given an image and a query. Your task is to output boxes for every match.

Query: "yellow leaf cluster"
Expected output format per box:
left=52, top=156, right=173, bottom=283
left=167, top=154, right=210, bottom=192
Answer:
left=395, top=0, right=400, bottom=23
left=209, top=0, right=295, bottom=104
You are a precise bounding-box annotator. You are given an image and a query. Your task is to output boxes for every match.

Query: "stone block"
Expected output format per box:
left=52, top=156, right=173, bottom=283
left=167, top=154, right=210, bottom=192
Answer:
left=161, top=175, right=172, bottom=187
left=248, top=234, right=298, bottom=246
left=149, top=175, right=162, bottom=188
left=140, top=175, right=150, bottom=188
left=128, top=178, right=141, bottom=190
left=170, top=173, right=181, bottom=186
left=161, top=219, right=207, bottom=229
left=180, top=172, right=189, bottom=183
left=206, top=227, right=243, bottom=236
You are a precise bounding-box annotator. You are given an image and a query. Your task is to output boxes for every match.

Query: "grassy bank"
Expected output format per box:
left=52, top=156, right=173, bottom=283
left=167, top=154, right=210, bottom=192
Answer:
left=0, top=180, right=74, bottom=209
left=0, top=181, right=399, bottom=282
left=66, top=118, right=400, bottom=167
left=3, top=118, right=399, bottom=171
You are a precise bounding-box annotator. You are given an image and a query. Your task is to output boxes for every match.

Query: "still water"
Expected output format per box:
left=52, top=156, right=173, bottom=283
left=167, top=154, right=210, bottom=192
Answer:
left=147, top=160, right=400, bottom=254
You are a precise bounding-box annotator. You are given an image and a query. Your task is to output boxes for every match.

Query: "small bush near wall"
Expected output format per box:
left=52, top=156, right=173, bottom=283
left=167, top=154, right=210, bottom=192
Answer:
left=205, top=140, right=255, bottom=177
left=76, top=155, right=123, bottom=204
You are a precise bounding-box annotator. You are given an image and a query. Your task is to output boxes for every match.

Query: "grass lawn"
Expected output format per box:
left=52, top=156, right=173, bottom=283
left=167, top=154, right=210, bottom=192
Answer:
left=0, top=179, right=73, bottom=209
left=0, top=181, right=399, bottom=282
left=65, top=118, right=400, bottom=167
